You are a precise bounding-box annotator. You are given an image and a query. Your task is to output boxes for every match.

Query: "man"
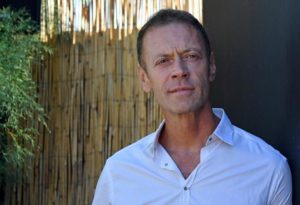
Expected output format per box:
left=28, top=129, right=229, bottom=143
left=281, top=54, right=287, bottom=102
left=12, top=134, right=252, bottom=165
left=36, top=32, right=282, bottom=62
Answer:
left=92, top=9, right=292, bottom=205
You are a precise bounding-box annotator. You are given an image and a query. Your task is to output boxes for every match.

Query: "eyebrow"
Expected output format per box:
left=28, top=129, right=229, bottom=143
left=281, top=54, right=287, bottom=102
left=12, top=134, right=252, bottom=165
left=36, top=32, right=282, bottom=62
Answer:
left=153, top=48, right=203, bottom=59
left=180, top=48, right=203, bottom=54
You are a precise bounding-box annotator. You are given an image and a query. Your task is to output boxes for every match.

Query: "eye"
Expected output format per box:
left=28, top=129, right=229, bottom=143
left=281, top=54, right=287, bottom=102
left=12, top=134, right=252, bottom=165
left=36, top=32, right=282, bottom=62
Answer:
left=155, top=57, right=170, bottom=66
left=183, top=53, right=199, bottom=61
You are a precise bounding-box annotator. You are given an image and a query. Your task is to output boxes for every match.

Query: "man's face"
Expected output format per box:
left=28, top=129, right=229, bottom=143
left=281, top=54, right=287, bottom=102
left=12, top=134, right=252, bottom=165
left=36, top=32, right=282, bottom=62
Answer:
left=138, top=23, right=216, bottom=115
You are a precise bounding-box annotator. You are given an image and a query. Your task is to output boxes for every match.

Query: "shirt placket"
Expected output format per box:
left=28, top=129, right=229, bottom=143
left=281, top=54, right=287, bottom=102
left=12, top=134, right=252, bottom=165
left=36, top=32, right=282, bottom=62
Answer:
left=182, top=183, right=190, bottom=204
left=180, top=162, right=200, bottom=205
left=181, top=142, right=213, bottom=205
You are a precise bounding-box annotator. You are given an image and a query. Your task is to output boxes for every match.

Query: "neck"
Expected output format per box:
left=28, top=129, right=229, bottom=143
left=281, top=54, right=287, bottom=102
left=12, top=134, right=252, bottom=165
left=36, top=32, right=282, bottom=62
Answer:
left=159, top=103, right=219, bottom=152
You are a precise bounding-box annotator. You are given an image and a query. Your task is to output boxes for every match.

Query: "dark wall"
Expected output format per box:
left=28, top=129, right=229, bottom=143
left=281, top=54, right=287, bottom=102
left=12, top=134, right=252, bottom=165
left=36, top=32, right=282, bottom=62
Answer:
left=204, top=0, right=300, bottom=203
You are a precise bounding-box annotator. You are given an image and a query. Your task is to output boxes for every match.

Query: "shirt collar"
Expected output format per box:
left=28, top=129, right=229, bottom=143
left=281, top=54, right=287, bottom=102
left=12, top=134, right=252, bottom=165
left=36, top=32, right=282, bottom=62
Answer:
left=144, top=108, right=234, bottom=158
left=144, top=121, right=165, bottom=158
left=212, top=108, right=234, bottom=146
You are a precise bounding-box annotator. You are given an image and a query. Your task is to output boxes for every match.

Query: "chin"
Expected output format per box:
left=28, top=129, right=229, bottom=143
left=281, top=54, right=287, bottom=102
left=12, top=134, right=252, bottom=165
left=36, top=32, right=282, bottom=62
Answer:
left=160, top=96, right=209, bottom=115
left=167, top=105, right=203, bottom=115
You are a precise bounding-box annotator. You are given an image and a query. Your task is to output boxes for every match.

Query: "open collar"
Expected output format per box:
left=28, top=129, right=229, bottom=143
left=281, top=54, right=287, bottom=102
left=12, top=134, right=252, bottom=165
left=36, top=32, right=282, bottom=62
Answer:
left=144, top=108, right=235, bottom=158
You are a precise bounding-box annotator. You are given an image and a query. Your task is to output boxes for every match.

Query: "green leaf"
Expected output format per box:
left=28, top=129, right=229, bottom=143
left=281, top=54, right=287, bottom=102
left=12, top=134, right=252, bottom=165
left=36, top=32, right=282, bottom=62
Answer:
left=0, top=7, right=51, bottom=183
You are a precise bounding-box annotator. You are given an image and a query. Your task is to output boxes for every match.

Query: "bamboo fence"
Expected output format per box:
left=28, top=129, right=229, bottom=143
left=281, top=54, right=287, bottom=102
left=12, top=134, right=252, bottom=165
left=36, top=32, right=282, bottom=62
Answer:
left=4, top=0, right=203, bottom=204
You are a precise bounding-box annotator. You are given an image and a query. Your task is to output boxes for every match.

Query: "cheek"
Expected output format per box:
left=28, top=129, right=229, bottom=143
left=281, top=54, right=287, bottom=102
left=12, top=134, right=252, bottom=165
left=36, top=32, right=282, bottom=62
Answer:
left=192, top=68, right=209, bottom=82
left=192, top=73, right=211, bottom=94
left=149, top=70, right=170, bottom=88
left=151, top=79, right=166, bottom=95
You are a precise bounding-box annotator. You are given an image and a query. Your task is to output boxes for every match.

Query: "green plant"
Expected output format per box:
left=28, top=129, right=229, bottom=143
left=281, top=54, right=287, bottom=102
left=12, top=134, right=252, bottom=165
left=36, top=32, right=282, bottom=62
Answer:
left=0, top=7, right=51, bottom=183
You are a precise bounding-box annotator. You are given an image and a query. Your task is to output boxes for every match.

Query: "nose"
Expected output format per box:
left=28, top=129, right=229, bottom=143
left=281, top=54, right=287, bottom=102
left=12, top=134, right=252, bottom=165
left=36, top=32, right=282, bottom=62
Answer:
left=171, top=57, right=189, bottom=79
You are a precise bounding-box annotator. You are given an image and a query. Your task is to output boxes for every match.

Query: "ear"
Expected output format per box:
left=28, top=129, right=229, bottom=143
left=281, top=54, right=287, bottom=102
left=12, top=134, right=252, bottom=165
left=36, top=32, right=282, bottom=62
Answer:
left=138, top=66, right=152, bottom=92
left=208, top=52, right=217, bottom=82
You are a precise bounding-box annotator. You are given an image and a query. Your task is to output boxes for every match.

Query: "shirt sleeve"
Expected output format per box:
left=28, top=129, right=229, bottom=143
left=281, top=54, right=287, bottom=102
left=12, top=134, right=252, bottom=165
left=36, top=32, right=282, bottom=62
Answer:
left=92, top=161, right=113, bottom=205
left=269, top=158, right=293, bottom=205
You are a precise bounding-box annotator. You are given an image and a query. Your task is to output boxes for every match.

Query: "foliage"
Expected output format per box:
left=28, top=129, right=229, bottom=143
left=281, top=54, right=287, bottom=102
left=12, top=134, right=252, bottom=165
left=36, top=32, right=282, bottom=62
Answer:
left=0, top=7, right=51, bottom=183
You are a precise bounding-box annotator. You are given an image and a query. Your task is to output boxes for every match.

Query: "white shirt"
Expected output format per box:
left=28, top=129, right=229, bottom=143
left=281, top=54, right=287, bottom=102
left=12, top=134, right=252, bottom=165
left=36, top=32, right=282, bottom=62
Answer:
left=92, top=108, right=292, bottom=205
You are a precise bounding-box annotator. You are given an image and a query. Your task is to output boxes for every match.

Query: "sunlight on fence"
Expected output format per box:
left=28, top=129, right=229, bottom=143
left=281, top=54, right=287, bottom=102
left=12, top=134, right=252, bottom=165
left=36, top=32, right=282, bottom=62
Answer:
left=41, top=0, right=203, bottom=43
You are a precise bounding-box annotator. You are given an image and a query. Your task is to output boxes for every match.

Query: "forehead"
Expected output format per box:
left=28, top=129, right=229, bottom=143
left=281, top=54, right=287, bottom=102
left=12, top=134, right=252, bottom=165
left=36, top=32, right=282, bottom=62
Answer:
left=143, top=23, right=204, bottom=55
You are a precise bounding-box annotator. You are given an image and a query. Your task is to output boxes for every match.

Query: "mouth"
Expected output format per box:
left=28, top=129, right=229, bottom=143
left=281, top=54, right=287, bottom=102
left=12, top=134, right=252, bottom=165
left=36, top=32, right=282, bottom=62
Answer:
left=168, top=86, right=195, bottom=94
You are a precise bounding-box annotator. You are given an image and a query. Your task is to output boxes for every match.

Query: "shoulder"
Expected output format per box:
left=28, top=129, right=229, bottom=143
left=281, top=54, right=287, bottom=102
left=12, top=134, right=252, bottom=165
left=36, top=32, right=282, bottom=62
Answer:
left=230, top=126, right=292, bottom=202
left=106, top=131, right=156, bottom=165
left=232, top=125, right=287, bottom=165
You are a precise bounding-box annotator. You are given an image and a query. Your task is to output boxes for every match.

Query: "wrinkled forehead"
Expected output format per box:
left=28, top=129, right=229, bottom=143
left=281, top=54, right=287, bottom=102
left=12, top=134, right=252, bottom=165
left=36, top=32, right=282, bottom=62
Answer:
left=145, top=23, right=203, bottom=40
left=143, top=23, right=205, bottom=55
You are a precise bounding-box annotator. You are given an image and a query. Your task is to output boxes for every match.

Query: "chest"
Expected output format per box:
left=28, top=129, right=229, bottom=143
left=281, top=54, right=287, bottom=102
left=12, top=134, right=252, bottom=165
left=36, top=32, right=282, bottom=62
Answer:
left=111, top=144, right=273, bottom=205
left=170, top=151, right=200, bottom=179
left=112, top=170, right=268, bottom=205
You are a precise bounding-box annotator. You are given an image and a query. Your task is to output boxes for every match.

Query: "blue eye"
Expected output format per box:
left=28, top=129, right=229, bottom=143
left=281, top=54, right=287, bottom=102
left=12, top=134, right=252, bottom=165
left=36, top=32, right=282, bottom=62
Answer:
left=184, top=54, right=197, bottom=59
left=156, top=58, right=169, bottom=65
left=182, top=52, right=201, bottom=62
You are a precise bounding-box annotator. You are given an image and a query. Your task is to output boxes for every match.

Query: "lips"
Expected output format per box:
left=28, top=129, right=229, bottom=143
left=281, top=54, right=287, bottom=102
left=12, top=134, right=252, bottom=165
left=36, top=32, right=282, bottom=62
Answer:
left=168, top=86, right=195, bottom=93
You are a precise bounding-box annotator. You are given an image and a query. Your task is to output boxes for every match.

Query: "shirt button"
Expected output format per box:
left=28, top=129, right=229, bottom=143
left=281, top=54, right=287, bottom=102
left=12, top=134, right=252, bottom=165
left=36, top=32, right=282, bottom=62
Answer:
left=164, top=163, right=168, bottom=166
left=184, top=187, right=188, bottom=191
